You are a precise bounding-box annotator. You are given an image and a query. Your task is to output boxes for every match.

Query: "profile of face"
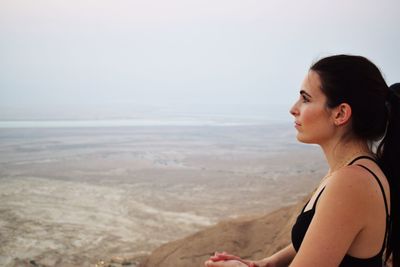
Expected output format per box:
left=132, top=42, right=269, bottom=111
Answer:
left=290, top=71, right=337, bottom=145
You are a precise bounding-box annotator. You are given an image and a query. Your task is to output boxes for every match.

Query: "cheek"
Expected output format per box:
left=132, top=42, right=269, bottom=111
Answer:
left=301, top=107, right=319, bottom=124
left=302, top=106, right=332, bottom=132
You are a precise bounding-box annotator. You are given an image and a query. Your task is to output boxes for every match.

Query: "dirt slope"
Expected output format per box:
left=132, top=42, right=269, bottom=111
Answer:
left=142, top=199, right=307, bottom=267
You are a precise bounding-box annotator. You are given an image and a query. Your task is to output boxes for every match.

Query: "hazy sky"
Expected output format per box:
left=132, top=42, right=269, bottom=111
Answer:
left=0, top=0, right=399, bottom=119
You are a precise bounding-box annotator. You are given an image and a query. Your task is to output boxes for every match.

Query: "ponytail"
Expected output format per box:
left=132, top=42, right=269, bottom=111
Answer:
left=377, top=83, right=400, bottom=266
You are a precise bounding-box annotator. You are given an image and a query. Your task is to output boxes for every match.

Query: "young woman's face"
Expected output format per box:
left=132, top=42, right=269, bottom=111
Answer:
left=290, top=71, right=336, bottom=145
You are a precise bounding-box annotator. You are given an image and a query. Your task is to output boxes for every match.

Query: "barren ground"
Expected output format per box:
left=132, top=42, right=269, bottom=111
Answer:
left=0, top=125, right=326, bottom=266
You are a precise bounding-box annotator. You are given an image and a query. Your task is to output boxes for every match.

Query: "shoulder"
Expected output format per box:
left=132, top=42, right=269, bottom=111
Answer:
left=317, top=165, right=380, bottom=222
left=289, top=165, right=376, bottom=266
left=325, top=165, right=381, bottom=200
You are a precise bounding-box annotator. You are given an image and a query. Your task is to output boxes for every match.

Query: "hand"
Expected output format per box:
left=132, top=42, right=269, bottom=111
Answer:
left=204, top=252, right=256, bottom=267
left=205, top=259, right=248, bottom=267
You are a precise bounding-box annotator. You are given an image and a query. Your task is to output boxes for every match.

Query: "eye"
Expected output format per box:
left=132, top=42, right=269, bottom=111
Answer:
left=301, top=94, right=310, bottom=103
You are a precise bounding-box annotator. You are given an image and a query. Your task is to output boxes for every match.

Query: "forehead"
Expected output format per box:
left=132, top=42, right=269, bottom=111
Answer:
left=302, top=70, right=324, bottom=97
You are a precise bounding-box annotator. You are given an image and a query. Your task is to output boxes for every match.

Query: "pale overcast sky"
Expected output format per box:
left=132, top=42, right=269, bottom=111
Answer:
left=0, top=0, right=399, bottom=120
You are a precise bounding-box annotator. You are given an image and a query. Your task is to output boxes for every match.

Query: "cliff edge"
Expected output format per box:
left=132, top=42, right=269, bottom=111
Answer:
left=141, top=198, right=307, bottom=267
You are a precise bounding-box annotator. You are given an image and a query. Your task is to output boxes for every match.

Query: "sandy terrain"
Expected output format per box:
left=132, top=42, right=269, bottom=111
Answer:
left=0, top=124, right=327, bottom=266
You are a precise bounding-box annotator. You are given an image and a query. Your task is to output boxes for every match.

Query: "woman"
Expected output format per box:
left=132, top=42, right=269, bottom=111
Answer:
left=205, top=55, right=399, bottom=267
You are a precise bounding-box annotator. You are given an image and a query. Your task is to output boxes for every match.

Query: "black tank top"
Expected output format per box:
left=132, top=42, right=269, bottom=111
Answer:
left=291, top=156, right=390, bottom=267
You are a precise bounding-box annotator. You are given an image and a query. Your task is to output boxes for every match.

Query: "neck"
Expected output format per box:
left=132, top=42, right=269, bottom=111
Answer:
left=321, top=138, right=372, bottom=175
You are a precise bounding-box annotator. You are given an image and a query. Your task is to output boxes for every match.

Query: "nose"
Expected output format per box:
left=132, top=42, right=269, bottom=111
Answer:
left=290, top=101, right=299, bottom=117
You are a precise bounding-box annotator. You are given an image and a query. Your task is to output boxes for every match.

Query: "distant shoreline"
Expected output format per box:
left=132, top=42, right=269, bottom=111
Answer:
left=0, top=119, right=291, bottom=128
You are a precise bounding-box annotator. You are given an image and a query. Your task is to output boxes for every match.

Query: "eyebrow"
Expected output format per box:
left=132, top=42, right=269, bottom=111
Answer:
left=300, top=90, right=312, bottom=98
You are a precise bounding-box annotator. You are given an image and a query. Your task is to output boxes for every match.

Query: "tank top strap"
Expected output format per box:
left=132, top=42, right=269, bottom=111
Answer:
left=347, top=156, right=389, bottom=217
left=347, top=155, right=377, bottom=166
left=311, top=156, right=377, bottom=212
left=354, top=163, right=390, bottom=255
left=354, top=164, right=389, bottom=216
left=311, top=187, right=326, bottom=210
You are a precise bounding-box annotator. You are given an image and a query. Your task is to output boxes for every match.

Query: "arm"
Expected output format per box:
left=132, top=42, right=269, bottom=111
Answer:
left=254, top=244, right=296, bottom=267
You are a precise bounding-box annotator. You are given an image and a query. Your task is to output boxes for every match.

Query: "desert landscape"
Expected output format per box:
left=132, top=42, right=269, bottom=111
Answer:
left=0, top=123, right=326, bottom=266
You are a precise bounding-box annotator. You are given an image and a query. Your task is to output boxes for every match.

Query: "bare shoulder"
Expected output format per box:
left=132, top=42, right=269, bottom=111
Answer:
left=320, top=165, right=384, bottom=216
left=330, top=165, right=382, bottom=190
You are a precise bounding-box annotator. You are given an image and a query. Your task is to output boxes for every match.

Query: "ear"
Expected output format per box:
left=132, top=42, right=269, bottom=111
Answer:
left=333, top=103, right=352, bottom=126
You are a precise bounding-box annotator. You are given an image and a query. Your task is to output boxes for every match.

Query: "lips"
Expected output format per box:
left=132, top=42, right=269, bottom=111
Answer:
left=294, top=121, right=302, bottom=126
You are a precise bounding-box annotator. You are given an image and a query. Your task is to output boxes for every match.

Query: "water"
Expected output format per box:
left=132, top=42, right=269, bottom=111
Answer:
left=0, top=118, right=268, bottom=128
left=0, top=103, right=293, bottom=128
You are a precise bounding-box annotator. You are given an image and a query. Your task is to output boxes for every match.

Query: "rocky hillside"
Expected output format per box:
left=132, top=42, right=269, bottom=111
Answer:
left=141, top=198, right=307, bottom=267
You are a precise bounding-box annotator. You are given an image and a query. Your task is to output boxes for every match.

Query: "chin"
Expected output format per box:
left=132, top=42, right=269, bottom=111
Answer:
left=296, top=134, right=315, bottom=144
